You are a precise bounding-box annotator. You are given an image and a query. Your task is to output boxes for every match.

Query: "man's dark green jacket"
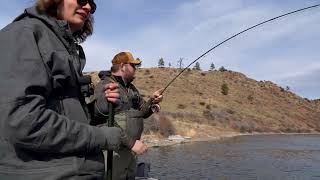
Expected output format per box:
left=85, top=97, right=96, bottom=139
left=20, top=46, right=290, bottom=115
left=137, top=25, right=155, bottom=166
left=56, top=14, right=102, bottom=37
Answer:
left=93, top=71, right=154, bottom=141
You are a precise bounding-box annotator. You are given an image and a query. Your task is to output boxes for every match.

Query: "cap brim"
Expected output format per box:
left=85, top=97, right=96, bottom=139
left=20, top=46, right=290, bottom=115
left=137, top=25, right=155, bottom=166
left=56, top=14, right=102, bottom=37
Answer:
left=130, top=59, right=142, bottom=65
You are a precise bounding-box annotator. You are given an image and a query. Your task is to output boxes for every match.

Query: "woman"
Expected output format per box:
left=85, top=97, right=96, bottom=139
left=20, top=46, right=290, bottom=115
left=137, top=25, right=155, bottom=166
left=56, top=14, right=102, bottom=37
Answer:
left=0, top=0, right=145, bottom=179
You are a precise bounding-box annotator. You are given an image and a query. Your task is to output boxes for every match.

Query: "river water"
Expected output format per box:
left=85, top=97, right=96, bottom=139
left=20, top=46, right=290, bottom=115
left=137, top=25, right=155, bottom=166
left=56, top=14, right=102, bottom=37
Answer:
left=139, top=134, right=320, bottom=180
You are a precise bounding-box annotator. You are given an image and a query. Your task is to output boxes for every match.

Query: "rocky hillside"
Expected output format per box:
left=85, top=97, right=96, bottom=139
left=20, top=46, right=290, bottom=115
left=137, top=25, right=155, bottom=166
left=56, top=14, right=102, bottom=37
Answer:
left=313, top=99, right=320, bottom=107
left=87, top=68, right=320, bottom=138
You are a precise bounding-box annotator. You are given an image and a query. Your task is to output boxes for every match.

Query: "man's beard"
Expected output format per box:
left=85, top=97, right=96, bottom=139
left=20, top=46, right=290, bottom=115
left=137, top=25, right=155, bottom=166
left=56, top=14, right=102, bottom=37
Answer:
left=124, top=76, right=135, bottom=84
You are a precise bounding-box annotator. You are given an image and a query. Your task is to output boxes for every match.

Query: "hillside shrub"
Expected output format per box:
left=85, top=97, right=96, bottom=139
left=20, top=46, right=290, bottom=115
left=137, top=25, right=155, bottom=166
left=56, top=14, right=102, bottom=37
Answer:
left=203, top=110, right=215, bottom=120
left=221, top=83, right=229, bottom=95
left=144, top=114, right=175, bottom=137
left=167, top=111, right=199, bottom=121
left=280, top=125, right=304, bottom=133
left=211, top=104, right=218, bottom=108
left=301, top=129, right=311, bottom=133
left=282, top=127, right=296, bottom=133
left=219, top=66, right=227, bottom=72
left=197, top=92, right=203, bottom=96
left=226, top=108, right=235, bottom=114
left=199, top=102, right=206, bottom=106
left=170, top=112, right=185, bottom=119
left=158, top=115, right=175, bottom=137
left=236, top=122, right=255, bottom=133
left=144, top=116, right=157, bottom=133
left=247, top=95, right=254, bottom=101
left=240, top=125, right=253, bottom=133
left=144, top=69, right=150, bottom=75
left=177, top=104, right=187, bottom=109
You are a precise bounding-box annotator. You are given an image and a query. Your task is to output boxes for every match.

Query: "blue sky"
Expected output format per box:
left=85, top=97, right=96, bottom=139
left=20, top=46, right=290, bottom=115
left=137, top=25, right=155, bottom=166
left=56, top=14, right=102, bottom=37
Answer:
left=1, top=0, right=320, bottom=99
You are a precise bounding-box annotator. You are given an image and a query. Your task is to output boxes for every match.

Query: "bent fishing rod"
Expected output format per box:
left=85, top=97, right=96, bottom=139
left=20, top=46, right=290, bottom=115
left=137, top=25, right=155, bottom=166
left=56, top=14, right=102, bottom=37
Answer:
left=160, top=3, right=320, bottom=94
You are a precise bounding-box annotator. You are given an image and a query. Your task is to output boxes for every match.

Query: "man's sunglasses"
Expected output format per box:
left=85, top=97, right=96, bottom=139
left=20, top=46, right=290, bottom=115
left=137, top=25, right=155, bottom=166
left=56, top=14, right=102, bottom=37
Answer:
left=126, top=63, right=139, bottom=69
left=77, top=0, right=97, bottom=14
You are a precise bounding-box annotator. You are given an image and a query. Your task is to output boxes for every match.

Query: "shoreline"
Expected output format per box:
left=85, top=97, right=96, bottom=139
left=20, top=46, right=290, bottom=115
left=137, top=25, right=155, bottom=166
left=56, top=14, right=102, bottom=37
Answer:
left=142, top=132, right=320, bottom=148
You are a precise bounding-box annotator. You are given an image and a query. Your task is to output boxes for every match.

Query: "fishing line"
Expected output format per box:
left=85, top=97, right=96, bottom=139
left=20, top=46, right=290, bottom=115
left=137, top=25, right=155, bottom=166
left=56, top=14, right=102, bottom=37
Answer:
left=161, top=3, right=320, bottom=94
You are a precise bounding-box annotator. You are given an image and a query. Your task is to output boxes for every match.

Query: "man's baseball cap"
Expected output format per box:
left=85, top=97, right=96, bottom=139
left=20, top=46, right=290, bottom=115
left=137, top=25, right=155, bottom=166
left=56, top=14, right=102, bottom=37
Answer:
left=112, top=52, right=141, bottom=65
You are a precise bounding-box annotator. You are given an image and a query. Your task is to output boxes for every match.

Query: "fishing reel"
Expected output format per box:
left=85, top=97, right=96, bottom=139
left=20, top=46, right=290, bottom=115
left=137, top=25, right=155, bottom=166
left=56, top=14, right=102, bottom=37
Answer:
left=151, top=104, right=161, bottom=113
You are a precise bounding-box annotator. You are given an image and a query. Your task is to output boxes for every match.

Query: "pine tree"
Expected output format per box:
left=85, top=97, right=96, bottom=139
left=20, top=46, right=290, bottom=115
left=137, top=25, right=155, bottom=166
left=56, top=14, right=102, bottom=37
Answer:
left=286, top=86, right=290, bottom=91
left=210, top=63, right=215, bottom=71
left=193, top=62, right=201, bottom=70
left=158, top=58, right=165, bottom=68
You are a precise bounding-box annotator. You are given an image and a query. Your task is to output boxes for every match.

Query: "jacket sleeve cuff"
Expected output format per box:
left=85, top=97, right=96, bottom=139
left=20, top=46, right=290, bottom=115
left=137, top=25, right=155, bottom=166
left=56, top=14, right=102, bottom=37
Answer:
left=139, top=98, right=154, bottom=118
left=89, top=126, right=109, bottom=152
left=120, top=131, right=136, bottom=149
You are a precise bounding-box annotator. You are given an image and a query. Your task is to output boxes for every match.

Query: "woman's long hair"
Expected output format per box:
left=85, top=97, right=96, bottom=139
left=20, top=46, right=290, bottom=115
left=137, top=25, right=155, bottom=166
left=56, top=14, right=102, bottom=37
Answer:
left=36, top=0, right=94, bottom=43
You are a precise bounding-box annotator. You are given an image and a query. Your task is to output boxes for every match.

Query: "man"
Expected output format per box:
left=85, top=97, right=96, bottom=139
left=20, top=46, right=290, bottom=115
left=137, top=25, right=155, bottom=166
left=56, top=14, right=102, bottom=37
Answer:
left=94, top=52, right=163, bottom=180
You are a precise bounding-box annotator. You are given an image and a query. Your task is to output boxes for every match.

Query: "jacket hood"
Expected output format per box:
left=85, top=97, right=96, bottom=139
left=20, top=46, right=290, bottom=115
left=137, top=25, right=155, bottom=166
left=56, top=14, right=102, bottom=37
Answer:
left=98, top=71, right=131, bottom=87
left=98, top=71, right=112, bottom=80
left=14, top=6, right=75, bottom=53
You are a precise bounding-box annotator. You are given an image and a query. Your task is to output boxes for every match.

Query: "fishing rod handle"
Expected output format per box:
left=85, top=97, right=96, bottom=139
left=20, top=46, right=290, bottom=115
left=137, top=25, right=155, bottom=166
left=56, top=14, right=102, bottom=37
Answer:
left=108, top=102, right=114, bottom=127
left=107, top=102, right=114, bottom=180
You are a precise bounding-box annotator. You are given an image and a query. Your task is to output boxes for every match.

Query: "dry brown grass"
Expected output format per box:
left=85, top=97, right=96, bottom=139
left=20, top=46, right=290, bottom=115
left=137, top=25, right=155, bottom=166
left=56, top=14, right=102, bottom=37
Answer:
left=87, top=68, right=320, bottom=138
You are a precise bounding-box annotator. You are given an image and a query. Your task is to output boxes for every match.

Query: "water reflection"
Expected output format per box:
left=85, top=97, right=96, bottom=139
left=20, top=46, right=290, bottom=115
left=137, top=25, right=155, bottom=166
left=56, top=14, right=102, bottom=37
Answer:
left=140, top=135, right=320, bottom=180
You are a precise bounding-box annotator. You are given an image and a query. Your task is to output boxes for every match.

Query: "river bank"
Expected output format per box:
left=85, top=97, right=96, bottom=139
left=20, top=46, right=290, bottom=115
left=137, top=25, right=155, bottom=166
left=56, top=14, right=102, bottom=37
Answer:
left=142, top=116, right=320, bottom=148
left=142, top=132, right=241, bottom=148
left=142, top=131, right=320, bottom=148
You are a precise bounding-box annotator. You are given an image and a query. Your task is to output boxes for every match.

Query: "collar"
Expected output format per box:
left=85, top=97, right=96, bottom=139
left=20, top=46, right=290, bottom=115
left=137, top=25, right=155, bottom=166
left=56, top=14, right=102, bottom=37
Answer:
left=113, top=75, right=130, bottom=88
left=16, top=6, right=76, bottom=54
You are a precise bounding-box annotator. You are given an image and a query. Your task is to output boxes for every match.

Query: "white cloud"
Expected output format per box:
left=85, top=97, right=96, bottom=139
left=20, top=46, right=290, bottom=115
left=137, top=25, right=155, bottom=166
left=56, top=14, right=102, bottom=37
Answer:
left=82, top=37, right=119, bottom=72
left=259, top=60, right=320, bottom=80
left=1, top=0, right=319, bottom=98
left=119, top=0, right=319, bottom=68
left=277, top=68, right=320, bottom=99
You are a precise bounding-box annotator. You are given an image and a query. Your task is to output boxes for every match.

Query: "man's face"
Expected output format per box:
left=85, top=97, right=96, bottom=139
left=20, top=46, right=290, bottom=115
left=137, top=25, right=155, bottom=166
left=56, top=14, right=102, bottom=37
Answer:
left=57, top=0, right=95, bottom=32
left=123, top=63, right=137, bottom=83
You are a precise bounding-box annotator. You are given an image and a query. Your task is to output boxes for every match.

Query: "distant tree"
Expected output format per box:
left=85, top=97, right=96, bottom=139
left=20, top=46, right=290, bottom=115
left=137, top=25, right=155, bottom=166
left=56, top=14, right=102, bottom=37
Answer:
left=193, top=62, right=201, bottom=70
left=177, top=58, right=184, bottom=69
left=219, top=66, right=227, bottom=72
left=158, top=57, right=165, bottom=68
left=286, top=86, right=290, bottom=91
left=210, top=63, right=215, bottom=71
left=221, top=83, right=229, bottom=95
left=168, top=62, right=172, bottom=67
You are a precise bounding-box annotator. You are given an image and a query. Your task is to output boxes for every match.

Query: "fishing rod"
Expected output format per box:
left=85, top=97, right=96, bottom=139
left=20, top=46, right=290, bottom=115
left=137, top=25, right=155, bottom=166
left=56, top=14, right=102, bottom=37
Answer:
left=161, top=3, right=320, bottom=94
